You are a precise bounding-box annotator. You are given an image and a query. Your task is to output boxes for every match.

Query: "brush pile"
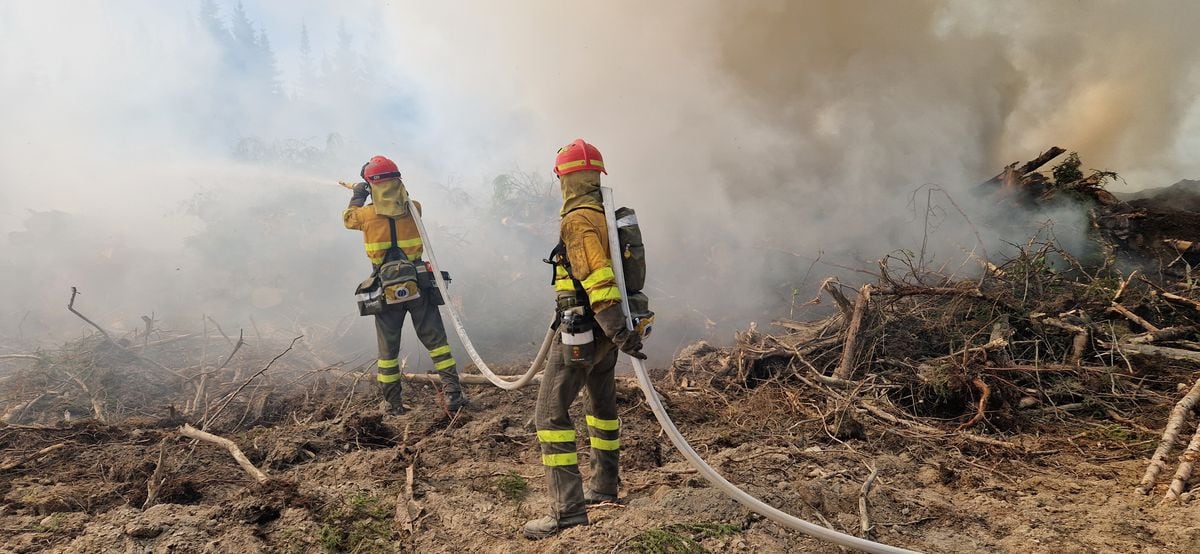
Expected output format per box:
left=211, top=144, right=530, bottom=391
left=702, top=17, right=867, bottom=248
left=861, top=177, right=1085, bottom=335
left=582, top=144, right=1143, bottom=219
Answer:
left=671, top=147, right=1200, bottom=500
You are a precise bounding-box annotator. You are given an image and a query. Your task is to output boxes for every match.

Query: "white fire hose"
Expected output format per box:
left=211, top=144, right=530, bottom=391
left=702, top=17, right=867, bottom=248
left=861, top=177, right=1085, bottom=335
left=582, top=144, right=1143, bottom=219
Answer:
left=599, top=187, right=916, bottom=554
left=408, top=192, right=917, bottom=553
left=408, top=200, right=552, bottom=390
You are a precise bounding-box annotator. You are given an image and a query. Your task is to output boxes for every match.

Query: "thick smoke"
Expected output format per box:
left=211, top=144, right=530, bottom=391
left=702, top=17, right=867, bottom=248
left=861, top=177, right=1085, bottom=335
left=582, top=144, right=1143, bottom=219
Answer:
left=2, top=1, right=1199, bottom=364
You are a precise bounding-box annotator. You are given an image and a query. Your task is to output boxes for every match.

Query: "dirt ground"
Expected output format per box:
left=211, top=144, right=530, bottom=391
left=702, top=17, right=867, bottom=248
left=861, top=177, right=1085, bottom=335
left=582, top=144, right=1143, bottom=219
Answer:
left=2, top=359, right=1199, bottom=554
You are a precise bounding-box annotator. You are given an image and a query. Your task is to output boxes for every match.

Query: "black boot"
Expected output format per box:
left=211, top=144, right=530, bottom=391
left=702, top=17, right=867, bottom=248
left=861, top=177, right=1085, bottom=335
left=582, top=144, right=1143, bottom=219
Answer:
left=447, top=391, right=471, bottom=411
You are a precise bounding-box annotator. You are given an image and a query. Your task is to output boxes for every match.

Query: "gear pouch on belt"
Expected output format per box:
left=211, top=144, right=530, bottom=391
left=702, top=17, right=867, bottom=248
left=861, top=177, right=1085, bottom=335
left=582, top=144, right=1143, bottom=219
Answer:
left=355, top=276, right=385, bottom=316
left=379, top=259, right=420, bottom=304
left=415, top=262, right=450, bottom=306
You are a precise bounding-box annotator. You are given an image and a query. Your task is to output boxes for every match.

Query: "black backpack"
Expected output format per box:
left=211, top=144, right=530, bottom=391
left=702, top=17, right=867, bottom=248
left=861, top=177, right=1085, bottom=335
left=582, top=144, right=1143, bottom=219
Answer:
left=614, top=207, right=654, bottom=337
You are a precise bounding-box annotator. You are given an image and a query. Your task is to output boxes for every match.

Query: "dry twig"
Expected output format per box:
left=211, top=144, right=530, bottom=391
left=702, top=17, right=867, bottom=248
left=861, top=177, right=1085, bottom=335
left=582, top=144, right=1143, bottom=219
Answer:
left=193, top=330, right=246, bottom=416
left=956, top=377, right=991, bottom=431
left=67, top=287, right=186, bottom=380
left=180, top=423, right=268, bottom=483
left=143, top=440, right=168, bottom=509
left=859, top=466, right=879, bottom=535
left=1109, top=303, right=1160, bottom=333
left=860, top=401, right=1021, bottom=450
left=202, top=335, right=299, bottom=430
left=396, top=454, right=423, bottom=533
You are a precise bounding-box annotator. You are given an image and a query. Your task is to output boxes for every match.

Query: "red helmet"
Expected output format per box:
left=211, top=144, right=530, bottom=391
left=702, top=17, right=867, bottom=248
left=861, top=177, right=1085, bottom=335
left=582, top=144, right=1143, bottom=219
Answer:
left=554, top=139, right=606, bottom=176
left=360, top=155, right=402, bottom=183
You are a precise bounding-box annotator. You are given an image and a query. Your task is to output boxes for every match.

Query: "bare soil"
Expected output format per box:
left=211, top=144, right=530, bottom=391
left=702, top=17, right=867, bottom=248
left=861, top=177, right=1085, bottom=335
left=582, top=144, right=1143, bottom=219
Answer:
left=2, top=361, right=1198, bottom=554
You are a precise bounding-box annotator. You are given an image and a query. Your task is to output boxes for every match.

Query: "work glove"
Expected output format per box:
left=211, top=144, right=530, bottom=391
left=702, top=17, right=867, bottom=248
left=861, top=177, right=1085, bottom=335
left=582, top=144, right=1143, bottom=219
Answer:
left=345, top=181, right=370, bottom=208
left=593, top=306, right=647, bottom=360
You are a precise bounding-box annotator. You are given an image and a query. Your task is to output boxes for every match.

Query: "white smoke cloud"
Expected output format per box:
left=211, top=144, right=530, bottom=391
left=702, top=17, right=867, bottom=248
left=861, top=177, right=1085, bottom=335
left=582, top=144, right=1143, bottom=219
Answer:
left=2, top=1, right=1198, bottom=360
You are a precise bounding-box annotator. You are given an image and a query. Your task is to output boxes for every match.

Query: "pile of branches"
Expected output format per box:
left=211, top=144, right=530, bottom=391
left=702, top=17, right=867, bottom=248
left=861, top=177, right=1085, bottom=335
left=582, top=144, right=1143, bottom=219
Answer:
left=0, top=289, right=363, bottom=432
left=672, top=147, right=1200, bottom=498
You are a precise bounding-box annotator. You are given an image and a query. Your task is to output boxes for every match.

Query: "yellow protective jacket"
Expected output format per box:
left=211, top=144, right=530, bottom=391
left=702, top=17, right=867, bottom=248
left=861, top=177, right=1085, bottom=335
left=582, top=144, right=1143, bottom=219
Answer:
left=343, top=201, right=423, bottom=265
left=555, top=206, right=621, bottom=313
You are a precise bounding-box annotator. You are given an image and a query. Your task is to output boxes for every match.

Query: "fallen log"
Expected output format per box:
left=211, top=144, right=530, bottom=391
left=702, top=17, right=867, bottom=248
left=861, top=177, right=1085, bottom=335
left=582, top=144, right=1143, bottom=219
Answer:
left=1137, top=377, right=1200, bottom=495
left=1, top=394, right=46, bottom=424
left=1125, top=327, right=1196, bottom=345
left=0, top=443, right=66, bottom=472
left=180, top=424, right=268, bottom=484
left=1155, top=290, right=1200, bottom=313
left=979, top=146, right=1066, bottom=188
left=1165, top=422, right=1200, bottom=501
left=1113, top=343, right=1200, bottom=364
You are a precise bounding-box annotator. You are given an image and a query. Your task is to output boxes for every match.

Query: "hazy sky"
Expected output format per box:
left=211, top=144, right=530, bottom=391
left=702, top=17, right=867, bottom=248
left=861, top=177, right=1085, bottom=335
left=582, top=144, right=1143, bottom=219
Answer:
left=3, top=1, right=1199, bottom=357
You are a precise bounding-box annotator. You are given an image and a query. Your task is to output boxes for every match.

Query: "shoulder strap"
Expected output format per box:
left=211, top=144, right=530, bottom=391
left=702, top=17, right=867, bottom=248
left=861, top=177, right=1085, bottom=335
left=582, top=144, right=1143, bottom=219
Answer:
left=543, top=241, right=565, bottom=285
left=386, top=217, right=409, bottom=262
left=544, top=239, right=587, bottom=298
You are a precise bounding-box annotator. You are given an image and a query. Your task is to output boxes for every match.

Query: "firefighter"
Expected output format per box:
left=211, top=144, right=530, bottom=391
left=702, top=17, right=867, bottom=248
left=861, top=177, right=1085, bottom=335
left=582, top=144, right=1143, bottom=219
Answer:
left=523, top=139, right=646, bottom=539
left=343, top=155, right=468, bottom=415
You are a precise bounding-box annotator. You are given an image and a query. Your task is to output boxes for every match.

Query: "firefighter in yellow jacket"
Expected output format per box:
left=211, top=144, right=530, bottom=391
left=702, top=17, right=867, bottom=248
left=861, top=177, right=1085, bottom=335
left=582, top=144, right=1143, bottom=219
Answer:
left=523, top=139, right=646, bottom=539
left=343, top=156, right=468, bottom=415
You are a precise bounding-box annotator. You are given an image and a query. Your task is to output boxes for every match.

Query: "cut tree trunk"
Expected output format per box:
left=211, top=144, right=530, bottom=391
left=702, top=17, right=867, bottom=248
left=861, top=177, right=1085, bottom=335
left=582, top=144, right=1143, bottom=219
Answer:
left=1165, top=422, right=1200, bottom=501
left=1137, top=377, right=1200, bottom=494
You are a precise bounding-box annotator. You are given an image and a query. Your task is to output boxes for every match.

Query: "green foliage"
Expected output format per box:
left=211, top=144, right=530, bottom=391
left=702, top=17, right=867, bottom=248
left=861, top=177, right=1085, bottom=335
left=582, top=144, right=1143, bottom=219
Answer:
left=623, top=522, right=743, bottom=553
left=319, top=493, right=394, bottom=553
left=1053, top=152, right=1084, bottom=185
left=494, top=472, right=529, bottom=503
left=318, top=524, right=343, bottom=553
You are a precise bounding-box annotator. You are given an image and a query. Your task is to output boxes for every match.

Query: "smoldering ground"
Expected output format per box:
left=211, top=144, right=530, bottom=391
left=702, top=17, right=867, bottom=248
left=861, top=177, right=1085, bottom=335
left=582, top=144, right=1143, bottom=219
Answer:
left=2, top=1, right=1199, bottom=364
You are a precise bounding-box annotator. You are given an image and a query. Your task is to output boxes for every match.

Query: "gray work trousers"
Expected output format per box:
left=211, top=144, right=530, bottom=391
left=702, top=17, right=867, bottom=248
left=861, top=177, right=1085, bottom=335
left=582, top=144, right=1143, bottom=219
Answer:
left=534, top=330, right=620, bottom=518
left=374, top=292, right=462, bottom=407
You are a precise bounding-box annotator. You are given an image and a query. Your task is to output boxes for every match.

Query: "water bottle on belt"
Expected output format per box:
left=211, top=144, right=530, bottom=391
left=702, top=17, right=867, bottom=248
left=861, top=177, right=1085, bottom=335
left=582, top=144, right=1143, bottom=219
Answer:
left=560, top=307, right=594, bottom=368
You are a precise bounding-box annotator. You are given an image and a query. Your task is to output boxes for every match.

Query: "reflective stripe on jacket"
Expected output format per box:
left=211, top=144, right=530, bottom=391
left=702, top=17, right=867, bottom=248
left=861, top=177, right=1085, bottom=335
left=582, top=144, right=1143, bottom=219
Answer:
left=343, top=202, right=424, bottom=264
left=557, top=206, right=620, bottom=313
